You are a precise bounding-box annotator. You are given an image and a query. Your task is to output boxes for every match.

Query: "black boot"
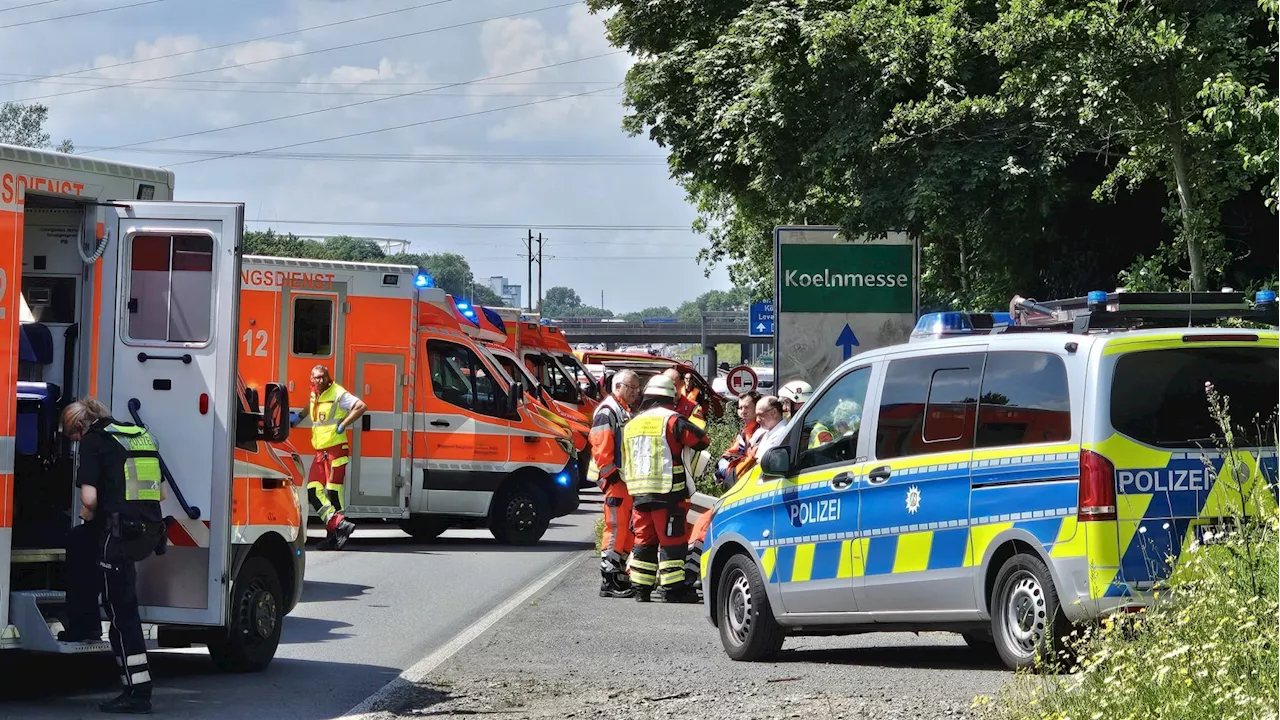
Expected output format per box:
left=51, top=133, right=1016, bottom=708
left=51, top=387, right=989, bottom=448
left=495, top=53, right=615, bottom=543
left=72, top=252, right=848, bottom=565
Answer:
left=599, top=573, right=635, bottom=599
left=333, top=519, right=356, bottom=550
left=99, top=692, right=151, bottom=714
left=634, top=587, right=652, bottom=603
left=658, top=585, right=701, bottom=604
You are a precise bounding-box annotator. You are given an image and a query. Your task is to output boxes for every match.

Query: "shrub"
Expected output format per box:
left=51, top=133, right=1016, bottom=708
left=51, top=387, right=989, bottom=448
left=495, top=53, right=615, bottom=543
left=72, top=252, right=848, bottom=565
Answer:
left=978, top=385, right=1279, bottom=720
left=694, top=411, right=743, bottom=498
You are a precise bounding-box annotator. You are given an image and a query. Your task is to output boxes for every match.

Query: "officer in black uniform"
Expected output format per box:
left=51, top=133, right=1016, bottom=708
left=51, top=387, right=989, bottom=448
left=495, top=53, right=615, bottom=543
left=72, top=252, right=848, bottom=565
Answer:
left=60, top=397, right=167, bottom=715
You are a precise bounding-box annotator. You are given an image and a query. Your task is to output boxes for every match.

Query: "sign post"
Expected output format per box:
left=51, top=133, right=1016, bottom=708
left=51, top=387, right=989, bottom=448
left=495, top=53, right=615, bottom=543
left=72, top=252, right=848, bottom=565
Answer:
left=749, top=301, right=774, bottom=338
left=773, top=226, right=918, bottom=388
left=725, top=365, right=759, bottom=397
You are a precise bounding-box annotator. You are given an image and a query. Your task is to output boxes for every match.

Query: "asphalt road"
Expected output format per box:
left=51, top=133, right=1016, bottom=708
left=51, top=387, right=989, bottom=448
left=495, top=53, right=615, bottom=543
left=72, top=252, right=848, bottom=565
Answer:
left=0, top=492, right=600, bottom=720
left=359, top=553, right=1013, bottom=720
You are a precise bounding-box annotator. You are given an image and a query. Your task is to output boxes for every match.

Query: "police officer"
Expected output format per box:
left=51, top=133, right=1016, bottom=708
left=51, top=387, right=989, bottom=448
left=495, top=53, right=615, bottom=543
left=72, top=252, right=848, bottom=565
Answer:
left=60, top=397, right=168, bottom=714
left=307, top=365, right=366, bottom=550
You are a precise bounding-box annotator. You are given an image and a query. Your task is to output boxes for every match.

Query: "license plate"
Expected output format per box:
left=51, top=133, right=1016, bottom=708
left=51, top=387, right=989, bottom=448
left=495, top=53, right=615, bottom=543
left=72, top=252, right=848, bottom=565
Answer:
left=1194, top=519, right=1237, bottom=545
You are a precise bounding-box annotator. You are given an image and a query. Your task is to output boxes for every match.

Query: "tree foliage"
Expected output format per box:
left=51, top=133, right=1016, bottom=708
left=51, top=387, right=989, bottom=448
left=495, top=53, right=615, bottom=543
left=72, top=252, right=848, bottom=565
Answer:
left=587, top=0, right=1278, bottom=306
left=0, top=102, right=74, bottom=152
left=243, top=230, right=507, bottom=306
left=540, top=285, right=614, bottom=318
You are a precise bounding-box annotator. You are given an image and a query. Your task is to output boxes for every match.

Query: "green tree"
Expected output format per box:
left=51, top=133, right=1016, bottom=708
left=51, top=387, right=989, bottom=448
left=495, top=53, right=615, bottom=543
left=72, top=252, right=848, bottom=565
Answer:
left=0, top=102, right=74, bottom=152
left=541, top=286, right=583, bottom=316
left=674, top=288, right=750, bottom=322
left=622, top=305, right=676, bottom=321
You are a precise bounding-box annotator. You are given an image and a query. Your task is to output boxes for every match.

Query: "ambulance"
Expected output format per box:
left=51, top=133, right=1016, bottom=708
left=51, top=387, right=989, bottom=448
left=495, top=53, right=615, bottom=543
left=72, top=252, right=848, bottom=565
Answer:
left=447, top=300, right=593, bottom=486
left=1, top=143, right=304, bottom=670
left=237, top=256, right=580, bottom=545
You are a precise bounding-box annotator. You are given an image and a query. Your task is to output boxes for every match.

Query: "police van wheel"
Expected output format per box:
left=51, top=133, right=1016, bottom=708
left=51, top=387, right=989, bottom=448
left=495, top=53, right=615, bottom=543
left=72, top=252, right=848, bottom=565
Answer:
left=208, top=557, right=283, bottom=673
left=990, top=553, right=1069, bottom=672
left=717, top=554, right=785, bottom=661
left=490, top=483, right=550, bottom=546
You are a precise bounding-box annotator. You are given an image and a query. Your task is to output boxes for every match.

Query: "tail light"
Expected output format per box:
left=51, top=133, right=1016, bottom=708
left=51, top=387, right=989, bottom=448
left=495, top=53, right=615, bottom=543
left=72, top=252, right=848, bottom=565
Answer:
left=1079, top=449, right=1117, bottom=521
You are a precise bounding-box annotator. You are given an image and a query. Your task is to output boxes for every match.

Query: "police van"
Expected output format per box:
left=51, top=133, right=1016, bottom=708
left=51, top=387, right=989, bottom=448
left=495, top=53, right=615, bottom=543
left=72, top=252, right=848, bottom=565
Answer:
left=700, top=290, right=1278, bottom=670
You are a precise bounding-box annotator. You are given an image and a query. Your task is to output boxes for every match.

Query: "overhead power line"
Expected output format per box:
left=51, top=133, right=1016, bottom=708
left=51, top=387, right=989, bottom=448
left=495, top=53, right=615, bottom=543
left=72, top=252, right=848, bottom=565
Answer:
left=87, top=51, right=623, bottom=153
left=0, top=0, right=457, bottom=89
left=161, top=85, right=621, bottom=167
left=3, top=77, right=625, bottom=98
left=12, top=1, right=579, bottom=103
left=0, top=0, right=165, bottom=29
left=245, top=219, right=694, bottom=232
left=80, top=147, right=666, bottom=165
left=0, top=72, right=624, bottom=87
left=0, top=0, right=71, bottom=14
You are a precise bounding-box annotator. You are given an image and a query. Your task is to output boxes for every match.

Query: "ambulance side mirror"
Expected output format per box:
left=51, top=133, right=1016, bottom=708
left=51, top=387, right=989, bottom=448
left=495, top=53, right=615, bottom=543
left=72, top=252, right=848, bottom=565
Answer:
left=261, top=382, right=290, bottom=443
left=760, top=447, right=792, bottom=478
left=507, top=381, right=524, bottom=415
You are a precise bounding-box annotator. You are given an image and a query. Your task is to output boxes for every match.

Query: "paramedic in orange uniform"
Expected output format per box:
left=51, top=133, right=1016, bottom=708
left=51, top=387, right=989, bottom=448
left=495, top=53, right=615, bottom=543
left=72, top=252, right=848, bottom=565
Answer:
left=621, top=375, right=709, bottom=603
left=587, top=369, right=641, bottom=598
left=307, top=365, right=366, bottom=550
left=663, top=367, right=706, bottom=429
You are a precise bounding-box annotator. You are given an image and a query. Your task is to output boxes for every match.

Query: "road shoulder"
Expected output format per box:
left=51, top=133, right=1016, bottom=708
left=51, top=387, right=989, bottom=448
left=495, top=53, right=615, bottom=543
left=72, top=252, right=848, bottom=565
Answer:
left=346, top=552, right=1011, bottom=720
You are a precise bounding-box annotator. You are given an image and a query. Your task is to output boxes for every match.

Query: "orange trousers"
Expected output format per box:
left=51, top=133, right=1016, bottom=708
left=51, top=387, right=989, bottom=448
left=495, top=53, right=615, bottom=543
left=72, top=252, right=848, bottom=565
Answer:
left=684, top=509, right=713, bottom=585
left=629, top=497, right=692, bottom=588
left=599, top=480, right=634, bottom=574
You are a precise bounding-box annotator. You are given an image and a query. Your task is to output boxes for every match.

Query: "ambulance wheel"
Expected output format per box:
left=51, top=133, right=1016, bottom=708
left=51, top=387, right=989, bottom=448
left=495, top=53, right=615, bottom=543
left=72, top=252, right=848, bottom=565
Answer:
left=400, top=517, right=449, bottom=541
left=489, top=482, right=550, bottom=546
left=717, top=553, right=785, bottom=661
left=990, top=553, right=1071, bottom=672
left=208, top=556, right=283, bottom=673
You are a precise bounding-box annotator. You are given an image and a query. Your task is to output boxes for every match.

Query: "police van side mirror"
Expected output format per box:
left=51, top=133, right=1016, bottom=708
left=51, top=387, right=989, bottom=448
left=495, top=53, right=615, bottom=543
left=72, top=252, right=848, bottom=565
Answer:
left=260, top=382, right=290, bottom=443
left=760, top=447, right=792, bottom=477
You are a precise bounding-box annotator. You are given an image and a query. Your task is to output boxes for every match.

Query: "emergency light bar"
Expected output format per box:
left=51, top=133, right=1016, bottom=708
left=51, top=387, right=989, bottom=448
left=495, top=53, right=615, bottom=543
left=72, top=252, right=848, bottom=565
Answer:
left=1004, top=289, right=1278, bottom=333
left=414, top=272, right=434, bottom=289
left=910, top=311, right=1011, bottom=343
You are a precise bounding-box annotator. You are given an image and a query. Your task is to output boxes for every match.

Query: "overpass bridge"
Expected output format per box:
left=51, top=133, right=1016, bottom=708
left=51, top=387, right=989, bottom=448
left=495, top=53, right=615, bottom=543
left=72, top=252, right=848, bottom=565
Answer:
left=551, top=311, right=771, bottom=368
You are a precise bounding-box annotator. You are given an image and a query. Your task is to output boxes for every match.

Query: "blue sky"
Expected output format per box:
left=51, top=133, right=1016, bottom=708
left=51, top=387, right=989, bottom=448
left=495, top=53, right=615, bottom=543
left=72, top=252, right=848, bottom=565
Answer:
left=0, top=0, right=733, bottom=312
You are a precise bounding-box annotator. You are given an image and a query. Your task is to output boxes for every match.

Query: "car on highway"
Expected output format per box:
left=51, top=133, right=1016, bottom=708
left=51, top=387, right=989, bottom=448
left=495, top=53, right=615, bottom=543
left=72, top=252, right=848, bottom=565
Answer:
left=700, top=290, right=1279, bottom=671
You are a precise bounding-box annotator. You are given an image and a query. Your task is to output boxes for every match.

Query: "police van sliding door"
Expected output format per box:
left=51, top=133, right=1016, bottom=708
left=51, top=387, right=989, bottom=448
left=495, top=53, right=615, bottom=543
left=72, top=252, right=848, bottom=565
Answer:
left=103, top=202, right=242, bottom=627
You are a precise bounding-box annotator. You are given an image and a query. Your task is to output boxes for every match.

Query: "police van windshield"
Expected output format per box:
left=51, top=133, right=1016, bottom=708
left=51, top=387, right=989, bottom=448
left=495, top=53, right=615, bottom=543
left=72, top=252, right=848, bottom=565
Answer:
left=1110, top=345, right=1278, bottom=448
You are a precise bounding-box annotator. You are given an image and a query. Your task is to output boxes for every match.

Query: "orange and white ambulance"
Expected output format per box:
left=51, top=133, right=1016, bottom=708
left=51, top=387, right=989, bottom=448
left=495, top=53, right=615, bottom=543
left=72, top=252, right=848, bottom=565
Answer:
left=1, top=143, right=303, bottom=670
left=237, top=256, right=580, bottom=544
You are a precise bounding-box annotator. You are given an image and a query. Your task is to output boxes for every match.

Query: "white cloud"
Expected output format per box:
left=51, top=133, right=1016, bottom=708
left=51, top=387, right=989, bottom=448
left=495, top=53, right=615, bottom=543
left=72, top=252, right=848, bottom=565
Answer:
left=0, top=0, right=728, bottom=312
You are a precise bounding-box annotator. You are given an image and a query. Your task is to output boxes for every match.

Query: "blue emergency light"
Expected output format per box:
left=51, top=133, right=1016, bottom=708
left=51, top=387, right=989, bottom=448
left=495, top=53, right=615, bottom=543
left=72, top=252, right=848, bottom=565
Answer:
left=414, top=272, right=434, bottom=289
left=1087, top=290, right=1107, bottom=307
left=556, top=472, right=571, bottom=486
left=1256, top=289, right=1276, bottom=308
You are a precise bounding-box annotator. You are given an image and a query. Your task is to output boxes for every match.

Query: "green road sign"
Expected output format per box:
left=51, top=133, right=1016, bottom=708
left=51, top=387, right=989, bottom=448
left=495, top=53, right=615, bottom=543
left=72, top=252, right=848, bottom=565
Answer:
left=779, top=243, right=914, bottom=314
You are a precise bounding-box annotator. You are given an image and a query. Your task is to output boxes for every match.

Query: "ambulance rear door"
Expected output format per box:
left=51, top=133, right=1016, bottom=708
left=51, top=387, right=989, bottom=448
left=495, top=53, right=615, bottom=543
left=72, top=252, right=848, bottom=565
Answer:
left=104, top=201, right=242, bottom=627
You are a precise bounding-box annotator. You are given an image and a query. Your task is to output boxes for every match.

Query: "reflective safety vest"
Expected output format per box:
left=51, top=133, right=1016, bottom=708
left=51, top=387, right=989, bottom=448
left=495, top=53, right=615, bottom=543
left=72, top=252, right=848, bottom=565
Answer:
left=101, top=423, right=163, bottom=502
left=621, top=407, right=684, bottom=496
left=586, top=395, right=630, bottom=484
left=809, top=422, right=834, bottom=449
left=310, top=382, right=352, bottom=450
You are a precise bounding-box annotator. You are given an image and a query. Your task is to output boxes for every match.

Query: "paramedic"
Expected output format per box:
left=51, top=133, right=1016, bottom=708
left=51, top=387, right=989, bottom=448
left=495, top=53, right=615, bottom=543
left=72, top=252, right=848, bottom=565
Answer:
left=60, top=397, right=167, bottom=714
left=308, top=365, right=366, bottom=550
left=621, top=375, right=710, bottom=603
left=663, top=366, right=706, bottom=429
left=588, top=368, right=642, bottom=598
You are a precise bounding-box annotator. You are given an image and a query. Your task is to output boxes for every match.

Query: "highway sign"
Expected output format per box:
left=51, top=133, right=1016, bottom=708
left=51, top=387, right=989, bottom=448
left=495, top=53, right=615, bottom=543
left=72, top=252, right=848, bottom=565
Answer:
left=749, top=301, right=774, bottom=337
left=774, top=226, right=918, bottom=389
left=725, top=365, right=759, bottom=397
left=690, top=354, right=710, bottom=378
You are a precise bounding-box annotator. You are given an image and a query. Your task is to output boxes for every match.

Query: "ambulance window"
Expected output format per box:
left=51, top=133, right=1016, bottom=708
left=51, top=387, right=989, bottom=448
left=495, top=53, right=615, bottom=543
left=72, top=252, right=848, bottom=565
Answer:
left=427, top=340, right=502, bottom=417
left=975, top=352, right=1072, bottom=448
left=292, top=296, right=334, bottom=357
left=796, top=366, right=870, bottom=471
left=126, top=234, right=214, bottom=344
left=876, top=353, right=984, bottom=459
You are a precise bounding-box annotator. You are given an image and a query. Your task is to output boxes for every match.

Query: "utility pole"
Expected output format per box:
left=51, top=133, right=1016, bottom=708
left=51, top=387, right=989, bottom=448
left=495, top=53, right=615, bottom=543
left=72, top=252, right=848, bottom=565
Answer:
left=525, top=229, right=534, bottom=312
left=536, top=232, right=543, bottom=312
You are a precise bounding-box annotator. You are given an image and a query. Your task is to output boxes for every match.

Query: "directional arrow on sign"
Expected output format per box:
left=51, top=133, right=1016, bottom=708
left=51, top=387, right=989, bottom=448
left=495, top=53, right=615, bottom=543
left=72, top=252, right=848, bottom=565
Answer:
left=756, top=323, right=767, bottom=332
left=836, top=323, right=860, bottom=360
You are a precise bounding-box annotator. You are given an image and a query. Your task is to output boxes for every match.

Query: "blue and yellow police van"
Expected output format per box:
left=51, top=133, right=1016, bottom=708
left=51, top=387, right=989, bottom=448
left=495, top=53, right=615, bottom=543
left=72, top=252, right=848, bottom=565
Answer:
left=701, top=290, right=1278, bottom=670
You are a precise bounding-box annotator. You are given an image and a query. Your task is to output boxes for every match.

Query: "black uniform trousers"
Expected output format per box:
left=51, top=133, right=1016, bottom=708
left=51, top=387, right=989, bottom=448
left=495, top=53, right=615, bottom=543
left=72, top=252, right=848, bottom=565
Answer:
left=65, top=523, right=153, bottom=699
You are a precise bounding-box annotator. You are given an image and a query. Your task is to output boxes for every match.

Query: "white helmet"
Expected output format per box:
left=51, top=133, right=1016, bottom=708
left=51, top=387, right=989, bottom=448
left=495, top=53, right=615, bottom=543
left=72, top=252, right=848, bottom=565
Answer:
left=643, top=374, right=678, bottom=399
left=779, top=380, right=813, bottom=404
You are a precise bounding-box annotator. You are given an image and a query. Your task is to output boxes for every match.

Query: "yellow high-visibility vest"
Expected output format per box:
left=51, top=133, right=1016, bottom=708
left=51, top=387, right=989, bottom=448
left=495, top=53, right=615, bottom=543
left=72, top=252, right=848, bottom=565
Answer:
left=310, top=383, right=352, bottom=450
left=621, top=407, right=684, bottom=496
left=102, top=423, right=163, bottom=502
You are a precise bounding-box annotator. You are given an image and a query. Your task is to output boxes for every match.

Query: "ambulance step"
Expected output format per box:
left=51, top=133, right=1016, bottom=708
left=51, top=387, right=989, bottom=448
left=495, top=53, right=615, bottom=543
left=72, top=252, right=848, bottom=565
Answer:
left=8, top=591, right=112, bottom=654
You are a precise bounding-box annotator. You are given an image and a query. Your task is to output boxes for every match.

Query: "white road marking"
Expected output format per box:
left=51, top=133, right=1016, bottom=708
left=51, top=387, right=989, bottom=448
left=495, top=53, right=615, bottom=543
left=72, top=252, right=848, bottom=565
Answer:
left=340, top=551, right=586, bottom=718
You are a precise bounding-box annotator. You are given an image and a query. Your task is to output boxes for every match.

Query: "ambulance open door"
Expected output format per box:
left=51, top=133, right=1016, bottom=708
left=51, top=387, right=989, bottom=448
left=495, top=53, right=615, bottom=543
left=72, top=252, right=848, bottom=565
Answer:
left=98, top=201, right=243, bottom=627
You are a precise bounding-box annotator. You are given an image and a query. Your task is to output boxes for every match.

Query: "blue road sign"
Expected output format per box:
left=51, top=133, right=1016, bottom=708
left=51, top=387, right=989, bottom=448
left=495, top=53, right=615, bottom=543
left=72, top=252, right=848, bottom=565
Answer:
left=750, top=301, right=775, bottom=337
left=835, top=323, right=860, bottom=360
